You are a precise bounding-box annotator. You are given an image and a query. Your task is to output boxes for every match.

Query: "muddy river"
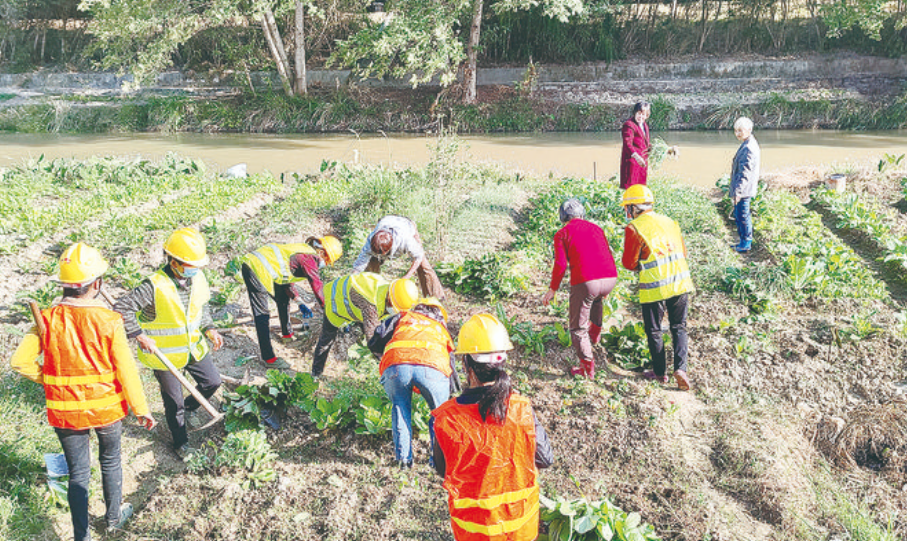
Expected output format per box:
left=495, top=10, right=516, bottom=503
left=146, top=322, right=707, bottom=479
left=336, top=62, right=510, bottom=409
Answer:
left=0, top=131, right=904, bottom=187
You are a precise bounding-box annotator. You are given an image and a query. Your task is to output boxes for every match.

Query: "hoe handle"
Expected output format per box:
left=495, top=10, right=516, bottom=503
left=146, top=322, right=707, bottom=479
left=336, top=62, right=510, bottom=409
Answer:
left=28, top=300, right=47, bottom=345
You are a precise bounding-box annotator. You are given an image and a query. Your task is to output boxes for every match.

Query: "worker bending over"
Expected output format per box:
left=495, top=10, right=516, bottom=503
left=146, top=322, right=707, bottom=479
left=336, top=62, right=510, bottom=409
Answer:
left=115, top=228, right=223, bottom=460
left=241, top=235, right=342, bottom=370
left=432, top=313, right=553, bottom=541
left=620, top=186, right=694, bottom=391
left=541, top=198, right=618, bottom=379
left=368, top=298, right=459, bottom=468
left=311, top=273, right=418, bottom=377
left=11, top=243, right=155, bottom=540
left=352, top=215, right=444, bottom=298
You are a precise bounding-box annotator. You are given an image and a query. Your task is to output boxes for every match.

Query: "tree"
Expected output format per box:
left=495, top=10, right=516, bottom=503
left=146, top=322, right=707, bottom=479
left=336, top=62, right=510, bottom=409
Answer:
left=819, top=0, right=906, bottom=41
left=78, top=0, right=324, bottom=95
left=331, top=0, right=583, bottom=104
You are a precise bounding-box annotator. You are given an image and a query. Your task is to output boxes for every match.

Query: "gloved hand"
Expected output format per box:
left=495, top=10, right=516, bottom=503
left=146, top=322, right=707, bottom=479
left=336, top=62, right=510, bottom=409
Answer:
left=298, top=304, right=313, bottom=331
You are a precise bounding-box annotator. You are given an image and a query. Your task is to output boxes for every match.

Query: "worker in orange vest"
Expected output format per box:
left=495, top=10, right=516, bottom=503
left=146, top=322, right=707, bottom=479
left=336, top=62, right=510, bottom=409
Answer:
left=432, top=313, right=553, bottom=541
left=367, top=298, right=459, bottom=468
left=10, top=243, right=155, bottom=541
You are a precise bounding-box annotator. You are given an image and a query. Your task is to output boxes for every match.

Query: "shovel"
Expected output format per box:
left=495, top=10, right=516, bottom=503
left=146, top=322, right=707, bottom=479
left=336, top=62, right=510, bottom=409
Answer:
left=99, top=289, right=224, bottom=432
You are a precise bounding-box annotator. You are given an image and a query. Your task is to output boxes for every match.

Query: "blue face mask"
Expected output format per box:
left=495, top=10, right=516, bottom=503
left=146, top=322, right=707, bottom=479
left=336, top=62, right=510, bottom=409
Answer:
left=181, top=267, right=200, bottom=278
left=173, top=260, right=200, bottom=278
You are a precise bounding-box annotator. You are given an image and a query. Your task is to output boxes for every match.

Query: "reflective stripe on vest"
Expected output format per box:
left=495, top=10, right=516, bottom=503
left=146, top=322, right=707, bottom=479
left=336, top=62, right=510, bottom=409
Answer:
left=451, top=492, right=538, bottom=535
left=46, top=392, right=126, bottom=412
left=243, top=243, right=314, bottom=296
left=43, top=372, right=117, bottom=386
left=324, top=273, right=388, bottom=328
left=136, top=270, right=210, bottom=370
left=631, top=212, right=694, bottom=304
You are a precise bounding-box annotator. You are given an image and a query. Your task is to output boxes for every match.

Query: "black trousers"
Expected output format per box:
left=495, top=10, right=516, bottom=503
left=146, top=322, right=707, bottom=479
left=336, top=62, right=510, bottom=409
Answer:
left=311, top=314, right=339, bottom=377
left=641, top=293, right=689, bottom=377
left=153, top=354, right=221, bottom=449
left=242, top=263, right=294, bottom=362
left=55, top=420, right=123, bottom=541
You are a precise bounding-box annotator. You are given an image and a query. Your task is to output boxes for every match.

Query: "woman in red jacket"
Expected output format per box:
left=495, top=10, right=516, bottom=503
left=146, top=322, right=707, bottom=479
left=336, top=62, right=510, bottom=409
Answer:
left=620, top=101, right=651, bottom=189
left=541, top=199, right=618, bottom=378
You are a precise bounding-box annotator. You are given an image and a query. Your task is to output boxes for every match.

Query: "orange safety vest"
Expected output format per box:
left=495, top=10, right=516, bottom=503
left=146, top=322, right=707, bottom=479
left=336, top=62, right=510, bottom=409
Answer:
left=379, top=311, right=454, bottom=377
left=40, top=305, right=130, bottom=430
left=433, top=394, right=539, bottom=541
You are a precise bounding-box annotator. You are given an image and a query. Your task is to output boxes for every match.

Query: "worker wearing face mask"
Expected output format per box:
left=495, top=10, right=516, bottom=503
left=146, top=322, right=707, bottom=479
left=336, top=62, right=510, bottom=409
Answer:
left=114, top=228, right=223, bottom=461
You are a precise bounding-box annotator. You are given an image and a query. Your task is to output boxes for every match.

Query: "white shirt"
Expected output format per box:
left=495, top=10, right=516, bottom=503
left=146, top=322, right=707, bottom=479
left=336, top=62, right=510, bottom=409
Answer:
left=352, top=215, right=425, bottom=272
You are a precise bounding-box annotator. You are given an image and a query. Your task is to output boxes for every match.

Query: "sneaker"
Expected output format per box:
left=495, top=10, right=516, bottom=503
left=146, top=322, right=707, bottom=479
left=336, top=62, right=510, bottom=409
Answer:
left=263, top=357, right=293, bottom=371
left=674, top=370, right=691, bottom=391
left=734, top=242, right=752, bottom=253
left=643, top=370, right=669, bottom=384
left=106, top=502, right=133, bottom=532
left=175, top=444, right=197, bottom=462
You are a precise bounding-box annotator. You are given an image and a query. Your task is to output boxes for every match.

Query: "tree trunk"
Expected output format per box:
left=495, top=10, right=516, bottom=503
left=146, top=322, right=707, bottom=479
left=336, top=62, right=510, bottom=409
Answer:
left=260, top=9, right=293, bottom=95
left=294, top=1, right=306, bottom=95
left=463, top=0, right=484, bottom=104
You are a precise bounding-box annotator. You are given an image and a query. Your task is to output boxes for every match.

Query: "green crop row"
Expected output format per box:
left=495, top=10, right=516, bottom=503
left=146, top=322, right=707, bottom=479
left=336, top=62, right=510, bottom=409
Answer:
left=79, top=173, right=284, bottom=252
left=812, top=185, right=907, bottom=277
left=0, top=154, right=208, bottom=247
left=753, top=189, right=886, bottom=301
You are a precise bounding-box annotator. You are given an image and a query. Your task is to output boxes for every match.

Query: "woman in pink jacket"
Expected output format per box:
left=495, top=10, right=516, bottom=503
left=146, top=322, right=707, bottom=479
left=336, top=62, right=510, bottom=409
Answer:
left=620, top=101, right=651, bottom=189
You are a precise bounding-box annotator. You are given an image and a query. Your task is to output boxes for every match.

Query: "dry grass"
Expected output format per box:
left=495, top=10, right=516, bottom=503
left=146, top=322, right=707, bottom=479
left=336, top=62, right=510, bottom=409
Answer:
left=823, top=402, right=907, bottom=484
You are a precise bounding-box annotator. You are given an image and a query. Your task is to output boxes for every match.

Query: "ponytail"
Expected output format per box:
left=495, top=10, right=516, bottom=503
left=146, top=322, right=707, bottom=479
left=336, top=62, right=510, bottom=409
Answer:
left=465, top=355, right=512, bottom=424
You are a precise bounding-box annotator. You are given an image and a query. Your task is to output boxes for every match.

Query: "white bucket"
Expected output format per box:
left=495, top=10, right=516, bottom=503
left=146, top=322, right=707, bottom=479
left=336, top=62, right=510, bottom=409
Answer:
left=827, top=173, right=846, bottom=192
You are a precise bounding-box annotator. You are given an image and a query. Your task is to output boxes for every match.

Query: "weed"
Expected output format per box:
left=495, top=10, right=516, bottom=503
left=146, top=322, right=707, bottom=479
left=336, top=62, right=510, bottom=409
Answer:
left=437, top=252, right=530, bottom=301
left=539, top=494, right=660, bottom=541
left=189, top=430, right=277, bottom=490
left=601, top=322, right=650, bottom=370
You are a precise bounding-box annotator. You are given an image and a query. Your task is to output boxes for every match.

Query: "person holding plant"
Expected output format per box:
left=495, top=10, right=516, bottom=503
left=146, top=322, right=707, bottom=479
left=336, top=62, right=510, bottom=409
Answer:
left=620, top=185, right=694, bottom=391
left=730, top=116, right=760, bottom=253
left=311, top=274, right=419, bottom=377
left=620, top=101, right=652, bottom=189
left=240, top=235, right=343, bottom=371
left=115, top=228, right=223, bottom=460
left=10, top=242, right=155, bottom=540
left=541, top=198, right=618, bottom=379
left=367, top=298, right=458, bottom=468
left=352, top=215, right=445, bottom=298
left=432, top=313, right=553, bottom=541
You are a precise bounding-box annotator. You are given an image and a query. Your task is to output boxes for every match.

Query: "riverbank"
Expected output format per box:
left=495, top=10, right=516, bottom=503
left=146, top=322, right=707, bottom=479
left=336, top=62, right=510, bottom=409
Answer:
left=0, top=54, right=905, bottom=134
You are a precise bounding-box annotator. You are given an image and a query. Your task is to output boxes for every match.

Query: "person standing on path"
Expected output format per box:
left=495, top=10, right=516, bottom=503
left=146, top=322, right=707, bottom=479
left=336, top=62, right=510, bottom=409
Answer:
left=432, top=313, right=553, bottom=541
left=620, top=101, right=652, bottom=189
left=541, top=198, right=618, bottom=379
left=368, top=298, right=457, bottom=468
left=730, top=116, right=760, bottom=253
left=311, top=273, right=419, bottom=377
left=620, top=185, right=694, bottom=391
left=114, top=228, right=223, bottom=460
left=10, top=242, right=155, bottom=540
left=352, top=215, right=445, bottom=298
left=240, top=235, right=342, bottom=371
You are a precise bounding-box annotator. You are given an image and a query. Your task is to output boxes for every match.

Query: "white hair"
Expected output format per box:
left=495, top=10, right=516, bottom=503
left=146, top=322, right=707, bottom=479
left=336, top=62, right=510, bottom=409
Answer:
left=734, top=117, right=754, bottom=131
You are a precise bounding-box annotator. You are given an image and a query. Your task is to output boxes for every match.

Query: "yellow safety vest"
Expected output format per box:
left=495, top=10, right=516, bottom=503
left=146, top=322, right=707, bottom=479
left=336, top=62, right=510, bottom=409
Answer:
left=323, top=273, right=389, bottom=328
left=136, top=270, right=211, bottom=370
left=242, top=243, right=316, bottom=296
left=630, top=211, right=695, bottom=304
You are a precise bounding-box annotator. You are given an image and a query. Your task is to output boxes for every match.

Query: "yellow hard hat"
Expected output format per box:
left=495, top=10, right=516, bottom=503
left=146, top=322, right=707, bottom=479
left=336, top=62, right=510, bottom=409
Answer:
left=388, top=278, right=419, bottom=312
left=57, top=242, right=109, bottom=286
left=417, top=297, right=449, bottom=322
left=621, top=185, right=655, bottom=207
left=319, top=235, right=342, bottom=266
left=454, top=313, right=514, bottom=355
left=163, top=228, right=210, bottom=267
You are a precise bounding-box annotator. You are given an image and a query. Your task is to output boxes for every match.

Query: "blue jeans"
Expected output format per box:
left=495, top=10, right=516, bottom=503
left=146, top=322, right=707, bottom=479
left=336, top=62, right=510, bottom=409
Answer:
left=380, top=364, right=450, bottom=463
left=55, top=421, right=123, bottom=541
left=735, top=197, right=753, bottom=246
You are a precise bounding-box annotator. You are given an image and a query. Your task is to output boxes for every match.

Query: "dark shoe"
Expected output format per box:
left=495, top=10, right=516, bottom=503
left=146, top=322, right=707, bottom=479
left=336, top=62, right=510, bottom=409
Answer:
left=644, top=370, right=669, bottom=384
left=735, top=242, right=752, bottom=253
left=175, top=445, right=197, bottom=462
left=397, top=460, right=413, bottom=469
left=263, top=357, right=292, bottom=371
left=674, top=370, right=691, bottom=391
left=106, top=502, right=133, bottom=532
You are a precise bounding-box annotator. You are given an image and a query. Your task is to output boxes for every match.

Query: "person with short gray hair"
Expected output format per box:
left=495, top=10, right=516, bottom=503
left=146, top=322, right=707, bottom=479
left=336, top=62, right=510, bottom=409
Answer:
left=541, top=198, right=618, bottom=379
left=730, top=117, right=760, bottom=252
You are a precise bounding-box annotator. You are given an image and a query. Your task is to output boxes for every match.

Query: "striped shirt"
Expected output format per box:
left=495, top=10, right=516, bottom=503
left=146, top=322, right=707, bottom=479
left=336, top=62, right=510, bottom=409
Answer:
left=114, top=265, right=214, bottom=340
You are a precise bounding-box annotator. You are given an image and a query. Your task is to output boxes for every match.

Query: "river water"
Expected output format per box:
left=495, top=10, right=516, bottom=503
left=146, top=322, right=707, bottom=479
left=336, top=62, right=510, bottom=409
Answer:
left=0, top=131, right=904, bottom=187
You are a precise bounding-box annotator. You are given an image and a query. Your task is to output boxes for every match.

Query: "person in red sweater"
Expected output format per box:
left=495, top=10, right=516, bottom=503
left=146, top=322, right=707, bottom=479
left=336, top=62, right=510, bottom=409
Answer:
left=541, top=198, right=618, bottom=378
